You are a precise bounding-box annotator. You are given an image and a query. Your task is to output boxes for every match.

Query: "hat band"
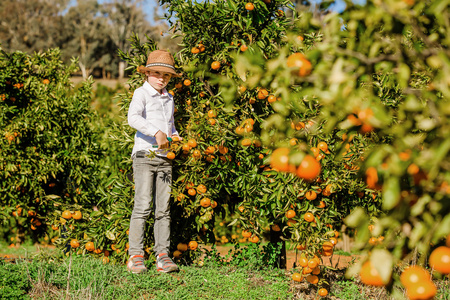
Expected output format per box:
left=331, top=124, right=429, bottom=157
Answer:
left=145, top=63, right=175, bottom=71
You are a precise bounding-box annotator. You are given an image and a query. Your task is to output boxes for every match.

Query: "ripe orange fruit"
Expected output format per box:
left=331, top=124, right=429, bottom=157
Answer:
left=200, top=198, right=211, bottom=207
left=296, top=155, right=321, bottom=181
left=312, top=266, right=320, bottom=275
left=299, top=256, right=308, bottom=267
left=286, top=209, right=296, bottom=219
left=317, top=141, right=328, bottom=153
left=297, top=244, right=306, bottom=251
left=406, top=280, right=437, bottom=300
left=242, top=230, right=252, bottom=238
left=183, top=79, right=191, bottom=86
left=287, top=219, right=297, bottom=226
left=249, top=235, right=260, bottom=243
left=85, top=241, right=95, bottom=251
left=360, top=261, right=387, bottom=286
left=241, top=138, right=252, bottom=146
left=192, top=149, right=201, bottom=158
left=51, top=225, right=59, bottom=230
left=70, top=239, right=80, bottom=249
left=188, top=240, right=198, bottom=250
left=400, top=266, right=431, bottom=288
left=287, top=53, right=312, bottom=77
left=304, top=212, right=314, bottom=222
left=257, top=89, right=269, bottom=99
left=211, top=61, right=221, bottom=70
left=306, top=275, right=319, bottom=284
left=177, top=243, right=188, bottom=252
left=167, top=152, right=176, bottom=160
left=308, top=259, right=319, bottom=269
left=182, top=143, right=191, bottom=151
left=429, top=246, right=450, bottom=274
left=322, top=241, right=334, bottom=251
left=43, top=79, right=50, bottom=84
left=198, top=44, right=205, bottom=52
left=292, top=273, right=303, bottom=282
left=72, top=210, right=82, bottom=220
left=28, top=210, right=36, bottom=217
left=188, top=139, right=197, bottom=148
left=218, top=146, right=228, bottom=154
left=197, top=184, right=207, bottom=194
left=271, top=224, right=281, bottom=231
left=366, top=167, right=378, bottom=189
left=188, top=188, right=197, bottom=196
left=173, top=250, right=182, bottom=258
left=191, top=47, right=200, bottom=54
left=207, top=110, right=217, bottom=118
left=245, top=2, right=254, bottom=10
left=270, top=147, right=290, bottom=172
left=267, top=95, right=277, bottom=103
left=240, top=45, right=248, bottom=52
left=62, top=210, right=72, bottom=219
left=305, top=190, right=317, bottom=200
left=318, top=288, right=328, bottom=297
left=210, top=200, right=217, bottom=208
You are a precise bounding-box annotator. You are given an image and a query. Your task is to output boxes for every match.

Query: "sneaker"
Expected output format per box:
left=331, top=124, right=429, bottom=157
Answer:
left=127, top=255, right=147, bottom=274
left=156, top=253, right=179, bottom=273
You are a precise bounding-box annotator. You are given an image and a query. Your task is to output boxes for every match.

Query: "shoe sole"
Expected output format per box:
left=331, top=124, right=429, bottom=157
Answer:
left=157, top=266, right=179, bottom=273
left=128, top=268, right=148, bottom=274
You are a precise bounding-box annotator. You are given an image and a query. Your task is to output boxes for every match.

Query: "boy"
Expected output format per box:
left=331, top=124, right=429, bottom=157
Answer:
left=127, top=49, right=181, bottom=274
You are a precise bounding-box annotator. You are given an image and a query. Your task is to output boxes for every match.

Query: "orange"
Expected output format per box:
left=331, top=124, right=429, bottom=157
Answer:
left=267, top=95, right=277, bottom=103
left=302, top=266, right=313, bottom=274
left=28, top=210, right=36, bottom=217
left=167, top=152, right=176, bottom=160
left=241, top=138, right=252, bottom=146
left=188, top=241, right=198, bottom=250
left=43, top=79, right=50, bottom=84
left=211, top=61, right=221, bottom=70
left=207, top=110, right=217, bottom=118
left=188, top=139, right=197, bottom=148
left=218, top=146, right=228, bottom=154
left=270, top=147, right=290, bottom=172
left=287, top=53, right=312, bottom=77
left=271, top=224, right=281, bottom=231
left=191, top=47, right=200, bottom=54
left=249, top=235, right=259, bottom=243
left=85, top=241, right=95, bottom=252
left=429, top=246, right=450, bottom=274
left=183, top=79, right=191, bottom=86
left=238, top=85, right=247, bottom=93
left=198, top=44, right=205, bottom=52
left=173, top=250, right=182, bottom=258
left=51, top=225, right=59, bottom=230
left=200, top=198, right=211, bottom=207
left=238, top=205, right=245, bottom=213
left=62, top=210, right=72, bottom=219
left=304, top=212, right=314, bottom=222
left=286, top=209, right=296, bottom=219
left=257, top=89, right=268, bottom=99
left=210, top=200, right=218, bottom=208
left=177, top=243, right=188, bottom=252
left=188, top=188, right=197, bottom=196
left=299, top=256, right=308, bottom=267
left=406, top=280, right=437, bottom=300
left=306, top=275, right=319, bottom=284
left=322, top=241, right=334, bottom=251
left=205, top=146, right=216, bottom=154
left=287, top=219, right=297, bottom=226
left=197, top=184, right=207, bottom=194
left=317, top=141, right=328, bottom=153
left=240, top=45, right=248, bottom=52
left=360, top=261, right=387, bottom=286
left=292, top=272, right=303, bottom=282
left=245, top=2, right=254, bottom=10
left=365, top=167, right=378, bottom=189
left=305, top=190, right=317, bottom=200
left=182, top=143, right=191, bottom=151
left=400, top=266, right=431, bottom=288
left=317, top=201, right=325, bottom=208
left=312, top=266, right=320, bottom=275
left=296, top=155, right=321, bottom=181
left=192, top=149, right=201, bottom=158
left=308, top=259, right=319, bottom=269
left=318, top=288, right=328, bottom=297
left=70, top=239, right=80, bottom=249
left=242, top=230, right=252, bottom=238
left=297, top=244, right=306, bottom=251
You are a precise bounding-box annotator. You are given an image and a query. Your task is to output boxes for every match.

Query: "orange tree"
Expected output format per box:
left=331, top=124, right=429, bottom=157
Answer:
left=206, top=0, right=448, bottom=297
left=0, top=48, right=105, bottom=244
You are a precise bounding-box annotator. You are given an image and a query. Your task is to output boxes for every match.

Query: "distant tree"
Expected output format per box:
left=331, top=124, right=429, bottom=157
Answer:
left=0, top=0, right=69, bottom=52
left=102, top=0, right=156, bottom=79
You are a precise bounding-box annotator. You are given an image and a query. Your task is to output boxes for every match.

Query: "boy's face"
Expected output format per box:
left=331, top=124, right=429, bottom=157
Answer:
left=146, top=70, right=172, bottom=93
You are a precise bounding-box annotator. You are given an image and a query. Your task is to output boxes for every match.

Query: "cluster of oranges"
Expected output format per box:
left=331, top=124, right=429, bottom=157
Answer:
left=270, top=147, right=321, bottom=181
left=174, top=240, right=199, bottom=258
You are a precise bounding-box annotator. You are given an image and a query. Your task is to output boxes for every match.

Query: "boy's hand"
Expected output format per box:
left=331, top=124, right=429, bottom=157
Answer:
left=155, top=130, right=169, bottom=149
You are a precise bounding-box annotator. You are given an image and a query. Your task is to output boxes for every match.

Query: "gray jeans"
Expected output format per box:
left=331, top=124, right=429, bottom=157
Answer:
left=128, top=152, right=172, bottom=256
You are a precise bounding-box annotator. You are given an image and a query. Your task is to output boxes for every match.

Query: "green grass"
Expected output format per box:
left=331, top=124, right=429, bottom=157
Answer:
left=0, top=255, right=292, bottom=300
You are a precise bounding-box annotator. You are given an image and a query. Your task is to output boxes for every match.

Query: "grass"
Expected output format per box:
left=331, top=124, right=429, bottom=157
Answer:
left=1, top=242, right=450, bottom=300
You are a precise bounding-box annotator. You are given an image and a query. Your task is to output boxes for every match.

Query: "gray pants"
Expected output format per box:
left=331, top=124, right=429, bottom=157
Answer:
left=128, top=152, right=172, bottom=256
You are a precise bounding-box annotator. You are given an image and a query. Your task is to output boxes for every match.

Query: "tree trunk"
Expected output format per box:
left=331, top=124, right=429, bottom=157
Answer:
left=118, top=61, right=125, bottom=79
left=270, top=229, right=287, bottom=269
left=79, top=61, right=88, bottom=79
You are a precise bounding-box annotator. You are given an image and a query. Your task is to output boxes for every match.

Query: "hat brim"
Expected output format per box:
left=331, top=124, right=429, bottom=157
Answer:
left=139, top=65, right=182, bottom=77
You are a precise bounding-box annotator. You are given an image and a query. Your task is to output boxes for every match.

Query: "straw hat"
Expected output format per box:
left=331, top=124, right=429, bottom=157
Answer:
left=137, top=50, right=181, bottom=77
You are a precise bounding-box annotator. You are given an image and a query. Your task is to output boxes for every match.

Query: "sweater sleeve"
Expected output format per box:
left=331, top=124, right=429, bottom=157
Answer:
left=127, top=89, right=160, bottom=137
